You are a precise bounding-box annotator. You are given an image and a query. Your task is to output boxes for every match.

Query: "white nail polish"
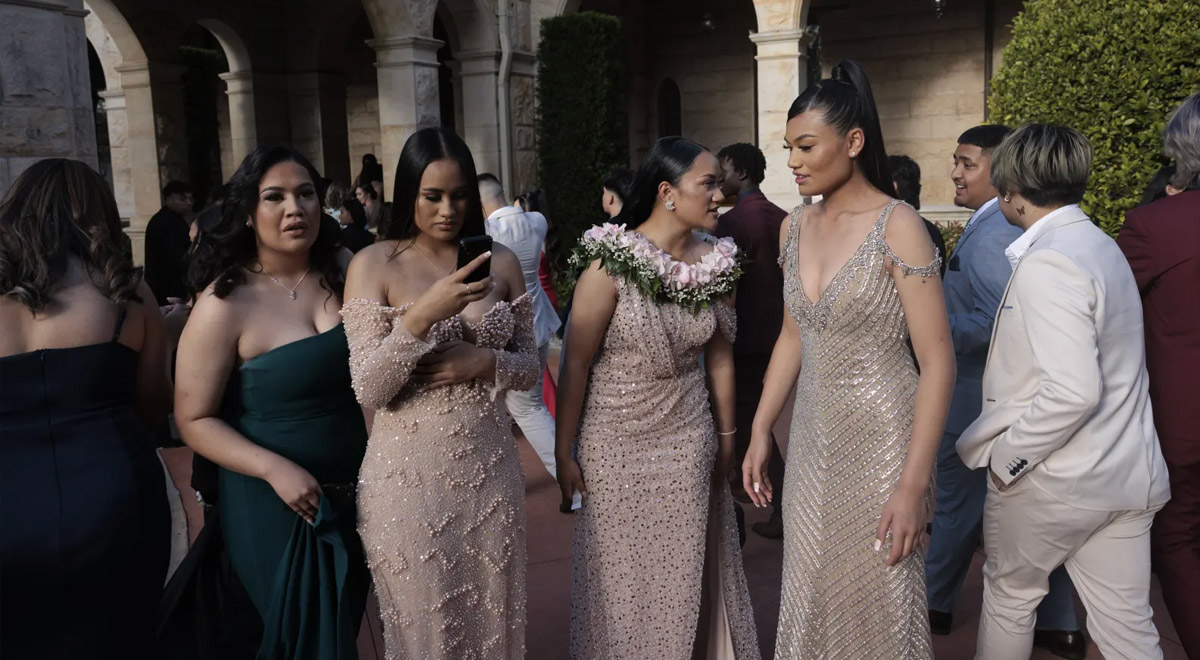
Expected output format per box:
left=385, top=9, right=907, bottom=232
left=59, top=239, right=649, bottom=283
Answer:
left=753, top=482, right=761, bottom=494
left=874, top=540, right=882, bottom=552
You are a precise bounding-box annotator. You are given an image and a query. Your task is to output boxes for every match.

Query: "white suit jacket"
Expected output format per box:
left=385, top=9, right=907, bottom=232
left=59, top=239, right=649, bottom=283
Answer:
left=956, top=205, right=1170, bottom=512
left=485, top=206, right=561, bottom=347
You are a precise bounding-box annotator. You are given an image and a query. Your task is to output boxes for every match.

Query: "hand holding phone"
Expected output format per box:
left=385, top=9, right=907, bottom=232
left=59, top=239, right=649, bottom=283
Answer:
left=457, top=236, right=493, bottom=284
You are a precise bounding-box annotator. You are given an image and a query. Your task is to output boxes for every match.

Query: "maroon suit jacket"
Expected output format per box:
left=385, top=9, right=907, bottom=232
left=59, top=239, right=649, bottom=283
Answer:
left=1117, top=189, right=1200, bottom=462
left=715, top=190, right=788, bottom=356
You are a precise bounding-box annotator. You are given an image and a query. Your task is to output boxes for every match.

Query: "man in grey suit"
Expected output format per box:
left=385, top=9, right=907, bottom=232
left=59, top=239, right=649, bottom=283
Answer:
left=925, top=126, right=1084, bottom=658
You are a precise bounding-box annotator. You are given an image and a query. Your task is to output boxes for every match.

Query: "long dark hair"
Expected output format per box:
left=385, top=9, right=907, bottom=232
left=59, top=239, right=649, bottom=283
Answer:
left=788, top=60, right=892, bottom=197
left=356, top=153, right=383, bottom=191
left=385, top=127, right=486, bottom=244
left=614, top=136, right=708, bottom=229
left=186, top=145, right=344, bottom=300
left=0, top=158, right=142, bottom=312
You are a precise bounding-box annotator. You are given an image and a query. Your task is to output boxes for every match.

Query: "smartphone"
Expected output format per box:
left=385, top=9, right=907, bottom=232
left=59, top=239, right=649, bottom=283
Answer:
left=456, top=235, right=493, bottom=284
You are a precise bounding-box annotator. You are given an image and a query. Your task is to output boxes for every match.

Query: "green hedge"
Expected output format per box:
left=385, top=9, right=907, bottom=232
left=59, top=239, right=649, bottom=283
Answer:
left=536, top=12, right=628, bottom=297
left=989, top=0, right=1200, bottom=236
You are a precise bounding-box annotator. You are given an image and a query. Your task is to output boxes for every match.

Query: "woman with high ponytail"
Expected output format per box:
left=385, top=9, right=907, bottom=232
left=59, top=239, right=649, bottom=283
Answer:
left=742, top=60, right=955, bottom=658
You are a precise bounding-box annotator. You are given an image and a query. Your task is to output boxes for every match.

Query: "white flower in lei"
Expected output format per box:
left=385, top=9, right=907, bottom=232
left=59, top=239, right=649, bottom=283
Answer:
left=569, top=223, right=743, bottom=314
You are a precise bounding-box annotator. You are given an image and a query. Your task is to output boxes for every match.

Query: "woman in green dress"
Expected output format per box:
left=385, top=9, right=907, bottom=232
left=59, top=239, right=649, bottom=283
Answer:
left=175, top=145, right=369, bottom=659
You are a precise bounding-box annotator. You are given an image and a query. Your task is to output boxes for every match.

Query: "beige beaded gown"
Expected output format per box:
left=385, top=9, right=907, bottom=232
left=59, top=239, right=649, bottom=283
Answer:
left=341, top=293, right=539, bottom=660
left=775, top=200, right=938, bottom=659
left=570, top=267, right=761, bottom=659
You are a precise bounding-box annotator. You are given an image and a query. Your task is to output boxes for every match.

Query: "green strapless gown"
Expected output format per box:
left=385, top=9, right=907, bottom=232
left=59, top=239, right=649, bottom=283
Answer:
left=219, top=324, right=369, bottom=660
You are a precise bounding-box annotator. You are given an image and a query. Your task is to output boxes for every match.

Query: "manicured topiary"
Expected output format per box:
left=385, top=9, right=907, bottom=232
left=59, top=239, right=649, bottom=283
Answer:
left=535, top=12, right=628, bottom=299
left=988, top=0, right=1200, bottom=235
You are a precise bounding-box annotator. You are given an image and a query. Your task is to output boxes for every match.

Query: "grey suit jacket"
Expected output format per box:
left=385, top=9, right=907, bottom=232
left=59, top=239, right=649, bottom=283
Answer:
left=956, top=206, right=1170, bottom=512
left=943, top=200, right=1024, bottom=435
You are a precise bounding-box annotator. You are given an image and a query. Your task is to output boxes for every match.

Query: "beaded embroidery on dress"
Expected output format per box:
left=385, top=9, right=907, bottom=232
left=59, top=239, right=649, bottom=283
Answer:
left=569, top=231, right=760, bottom=660
left=342, top=293, right=539, bottom=660
left=775, top=199, right=939, bottom=659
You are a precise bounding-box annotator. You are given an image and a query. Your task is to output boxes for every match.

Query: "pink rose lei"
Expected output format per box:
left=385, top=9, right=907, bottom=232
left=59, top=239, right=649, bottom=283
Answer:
left=569, top=223, right=743, bottom=314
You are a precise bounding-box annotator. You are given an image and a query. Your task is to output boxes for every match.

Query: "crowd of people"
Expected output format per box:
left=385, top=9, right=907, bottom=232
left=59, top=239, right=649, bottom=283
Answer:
left=0, top=58, right=1196, bottom=660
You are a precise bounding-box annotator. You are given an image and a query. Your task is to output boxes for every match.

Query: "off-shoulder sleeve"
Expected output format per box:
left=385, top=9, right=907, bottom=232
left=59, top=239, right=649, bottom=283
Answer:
left=341, top=298, right=435, bottom=409
left=714, top=301, right=737, bottom=344
left=881, top=239, right=943, bottom=278
left=489, top=293, right=540, bottom=400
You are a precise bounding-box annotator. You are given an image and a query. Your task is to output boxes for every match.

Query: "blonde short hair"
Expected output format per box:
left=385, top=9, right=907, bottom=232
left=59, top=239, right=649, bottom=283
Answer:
left=990, top=124, right=1093, bottom=208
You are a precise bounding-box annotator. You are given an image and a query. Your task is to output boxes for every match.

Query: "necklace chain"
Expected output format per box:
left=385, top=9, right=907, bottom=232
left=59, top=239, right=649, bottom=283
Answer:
left=260, top=265, right=311, bottom=300
left=411, top=240, right=454, bottom=277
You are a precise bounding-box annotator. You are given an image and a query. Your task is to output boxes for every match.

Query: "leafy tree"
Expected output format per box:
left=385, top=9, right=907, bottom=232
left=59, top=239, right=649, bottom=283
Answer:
left=989, top=0, right=1200, bottom=235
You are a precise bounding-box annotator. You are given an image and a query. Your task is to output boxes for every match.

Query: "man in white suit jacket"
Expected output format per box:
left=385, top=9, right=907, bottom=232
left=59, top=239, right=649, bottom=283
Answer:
left=955, top=124, right=1170, bottom=660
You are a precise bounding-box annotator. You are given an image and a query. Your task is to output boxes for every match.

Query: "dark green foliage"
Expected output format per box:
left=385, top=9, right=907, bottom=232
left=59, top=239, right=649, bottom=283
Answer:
left=938, top=221, right=964, bottom=256
left=536, top=12, right=628, bottom=296
left=988, top=0, right=1200, bottom=235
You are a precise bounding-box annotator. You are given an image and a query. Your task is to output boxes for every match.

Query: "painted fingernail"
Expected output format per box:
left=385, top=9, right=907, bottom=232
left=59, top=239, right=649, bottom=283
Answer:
left=874, top=540, right=882, bottom=552
left=753, top=482, right=761, bottom=493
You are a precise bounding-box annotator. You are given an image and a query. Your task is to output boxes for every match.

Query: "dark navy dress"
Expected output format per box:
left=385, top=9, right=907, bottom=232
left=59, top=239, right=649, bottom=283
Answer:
left=0, top=310, right=170, bottom=658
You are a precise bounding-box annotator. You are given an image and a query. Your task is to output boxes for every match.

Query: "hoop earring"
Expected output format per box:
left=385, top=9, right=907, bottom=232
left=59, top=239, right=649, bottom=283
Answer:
left=665, top=200, right=676, bottom=211
left=1003, top=194, right=1012, bottom=203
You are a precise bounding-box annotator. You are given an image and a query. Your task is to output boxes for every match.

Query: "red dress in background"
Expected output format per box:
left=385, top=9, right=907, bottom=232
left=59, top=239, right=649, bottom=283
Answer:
left=538, top=252, right=558, bottom=416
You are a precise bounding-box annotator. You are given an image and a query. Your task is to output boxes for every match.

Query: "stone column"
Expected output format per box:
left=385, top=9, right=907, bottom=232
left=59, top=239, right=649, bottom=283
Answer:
left=0, top=0, right=97, bottom=192
left=457, top=50, right=501, bottom=178
left=288, top=72, right=352, bottom=185
left=218, top=71, right=257, bottom=168
left=510, top=51, right=538, bottom=194
left=368, top=35, right=443, bottom=190
left=97, top=89, right=134, bottom=223
left=750, top=28, right=811, bottom=210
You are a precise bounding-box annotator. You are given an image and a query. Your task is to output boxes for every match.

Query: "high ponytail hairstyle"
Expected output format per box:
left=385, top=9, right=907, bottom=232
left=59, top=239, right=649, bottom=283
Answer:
left=788, top=60, right=893, bottom=197
left=614, top=136, right=708, bottom=230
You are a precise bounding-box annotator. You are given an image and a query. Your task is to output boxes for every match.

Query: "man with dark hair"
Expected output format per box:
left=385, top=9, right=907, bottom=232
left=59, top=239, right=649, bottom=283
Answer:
left=925, top=125, right=1084, bottom=658
left=713, top=142, right=788, bottom=538
left=601, top=168, right=634, bottom=218
left=144, top=180, right=193, bottom=304
left=478, top=172, right=573, bottom=509
left=886, top=154, right=948, bottom=276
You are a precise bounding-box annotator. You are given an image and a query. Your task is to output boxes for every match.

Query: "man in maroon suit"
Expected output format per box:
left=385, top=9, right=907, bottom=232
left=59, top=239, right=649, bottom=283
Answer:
left=715, top=143, right=789, bottom=538
left=1116, top=92, right=1200, bottom=658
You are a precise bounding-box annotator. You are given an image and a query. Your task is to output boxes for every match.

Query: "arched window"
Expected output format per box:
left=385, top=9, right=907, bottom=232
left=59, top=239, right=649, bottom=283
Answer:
left=657, top=78, right=681, bottom=137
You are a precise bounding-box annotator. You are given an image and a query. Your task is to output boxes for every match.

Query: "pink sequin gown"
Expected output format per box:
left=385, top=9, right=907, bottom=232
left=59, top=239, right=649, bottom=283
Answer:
left=569, top=271, right=761, bottom=660
left=341, top=293, right=539, bottom=660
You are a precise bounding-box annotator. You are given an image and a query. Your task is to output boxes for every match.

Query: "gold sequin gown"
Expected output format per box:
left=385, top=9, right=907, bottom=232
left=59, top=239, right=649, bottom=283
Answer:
left=341, top=294, right=539, bottom=660
left=570, top=274, right=761, bottom=660
left=775, top=200, right=938, bottom=659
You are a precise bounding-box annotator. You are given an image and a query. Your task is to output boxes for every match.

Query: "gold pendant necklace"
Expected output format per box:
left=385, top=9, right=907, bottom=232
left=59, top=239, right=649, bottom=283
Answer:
left=411, top=240, right=454, bottom=277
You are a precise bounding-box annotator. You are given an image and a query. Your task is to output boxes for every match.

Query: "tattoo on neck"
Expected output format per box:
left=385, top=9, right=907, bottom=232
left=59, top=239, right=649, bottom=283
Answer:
left=1016, top=205, right=1026, bottom=217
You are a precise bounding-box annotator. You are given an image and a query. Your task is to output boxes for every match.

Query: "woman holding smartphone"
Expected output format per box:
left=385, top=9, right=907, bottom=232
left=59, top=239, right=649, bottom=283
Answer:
left=341, top=126, right=538, bottom=658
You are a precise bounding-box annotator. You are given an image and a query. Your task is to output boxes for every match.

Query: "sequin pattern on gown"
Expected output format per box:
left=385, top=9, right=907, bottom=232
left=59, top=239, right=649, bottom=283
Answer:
left=342, top=293, right=539, bottom=660
left=570, top=244, right=761, bottom=660
left=775, top=199, right=940, bottom=659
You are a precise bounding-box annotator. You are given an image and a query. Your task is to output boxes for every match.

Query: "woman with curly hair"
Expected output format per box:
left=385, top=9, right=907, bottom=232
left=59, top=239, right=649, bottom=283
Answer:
left=174, top=145, right=369, bottom=659
left=0, top=159, right=171, bottom=658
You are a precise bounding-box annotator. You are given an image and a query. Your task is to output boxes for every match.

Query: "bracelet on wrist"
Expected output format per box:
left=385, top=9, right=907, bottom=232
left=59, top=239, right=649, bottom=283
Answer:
left=716, top=428, right=737, bottom=437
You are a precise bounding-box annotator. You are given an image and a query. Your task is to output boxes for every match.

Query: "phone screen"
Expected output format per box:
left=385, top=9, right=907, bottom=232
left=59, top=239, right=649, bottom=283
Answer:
left=457, top=236, right=493, bottom=284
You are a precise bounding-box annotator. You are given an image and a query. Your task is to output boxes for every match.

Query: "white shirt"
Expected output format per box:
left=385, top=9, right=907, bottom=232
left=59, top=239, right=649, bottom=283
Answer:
left=964, top=196, right=1000, bottom=231
left=1004, top=204, right=1081, bottom=269
left=485, top=206, right=562, bottom=347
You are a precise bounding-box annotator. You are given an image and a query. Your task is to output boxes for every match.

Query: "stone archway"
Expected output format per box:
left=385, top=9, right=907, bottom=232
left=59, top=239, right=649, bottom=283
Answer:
left=82, top=0, right=161, bottom=261
left=194, top=18, right=255, bottom=173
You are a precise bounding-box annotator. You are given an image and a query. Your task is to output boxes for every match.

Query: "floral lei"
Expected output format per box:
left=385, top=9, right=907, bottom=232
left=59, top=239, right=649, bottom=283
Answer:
left=569, top=222, right=743, bottom=314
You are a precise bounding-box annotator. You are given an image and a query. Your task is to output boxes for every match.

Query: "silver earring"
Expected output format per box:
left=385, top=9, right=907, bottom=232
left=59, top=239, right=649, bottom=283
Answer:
left=1003, top=194, right=1012, bottom=203
left=665, top=200, right=676, bottom=211
left=850, top=151, right=858, bottom=158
